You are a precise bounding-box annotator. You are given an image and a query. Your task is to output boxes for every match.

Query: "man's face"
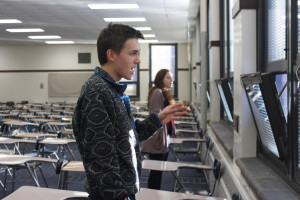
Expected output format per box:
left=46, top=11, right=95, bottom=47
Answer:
left=112, top=38, right=141, bottom=81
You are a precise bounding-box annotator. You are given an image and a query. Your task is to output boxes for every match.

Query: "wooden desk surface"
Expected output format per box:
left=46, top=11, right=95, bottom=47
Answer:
left=13, top=133, right=58, bottom=138
left=30, top=118, right=56, bottom=123
left=142, top=159, right=213, bottom=171
left=137, top=188, right=227, bottom=200
left=3, top=186, right=89, bottom=200
left=170, top=138, right=205, bottom=144
left=0, top=154, right=57, bottom=165
left=62, top=161, right=85, bottom=172
left=3, top=120, right=39, bottom=126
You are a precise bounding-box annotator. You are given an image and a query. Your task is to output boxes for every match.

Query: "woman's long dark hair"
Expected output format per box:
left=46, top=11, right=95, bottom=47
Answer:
left=147, top=69, right=174, bottom=108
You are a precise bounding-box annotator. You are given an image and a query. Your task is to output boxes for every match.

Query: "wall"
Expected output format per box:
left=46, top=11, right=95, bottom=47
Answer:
left=0, top=43, right=190, bottom=104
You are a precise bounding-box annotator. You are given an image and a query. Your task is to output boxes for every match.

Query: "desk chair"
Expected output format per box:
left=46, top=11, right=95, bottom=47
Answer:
left=142, top=158, right=219, bottom=193
left=37, top=138, right=77, bottom=160
left=136, top=187, right=227, bottom=200
left=170, top=136, right=210, bottom=163
left=171, top=130, right=208, bottom=163
left=0, top=154, right=57, bottom=191
left=3, top=186, right=89, bottom=200
left=57, top=161, right=85, bottom=190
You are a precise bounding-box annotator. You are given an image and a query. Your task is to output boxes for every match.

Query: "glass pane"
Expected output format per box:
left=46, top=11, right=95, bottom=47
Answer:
left=245, top=84, right=280, bottom=157
left=265, top=0, right=286, bottom=62
left=298, top=81, right=300, bottom=167
left=217, top=84, right=233, bottom=122
left=125, top=84, right=137, bottom=96
left=298, top=0, right=300, bottom=53
left=151, top=45, right=176, bottom=82
left=229, top=0, right=234, bottom=73
left=275, top=73, right=288, bottom=121
left=120, top=67, right=138, bottom=82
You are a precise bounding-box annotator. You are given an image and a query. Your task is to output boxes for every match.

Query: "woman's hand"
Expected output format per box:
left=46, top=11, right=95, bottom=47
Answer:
left=157, top=103, right=190, bottom=125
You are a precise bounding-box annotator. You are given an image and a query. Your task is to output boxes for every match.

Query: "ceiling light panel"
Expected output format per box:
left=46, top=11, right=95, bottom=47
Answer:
left=104, top=18, right=146, bottom=22
left=45, top=41, right=74, bottom=44
left=88, top=4, right=139, bottom=9
left=28, top=35, right=61, bottom=39
left=0, top=19, right=22, bottom=23
left=6, top=28, right=44, bottom=33
left=135, top=27, right=152, bottom=31
left=143, top=34, right=155, bottom=38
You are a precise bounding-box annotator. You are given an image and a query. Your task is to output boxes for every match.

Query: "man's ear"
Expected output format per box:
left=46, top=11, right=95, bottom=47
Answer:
left=106, top=49, right=116, bottom=62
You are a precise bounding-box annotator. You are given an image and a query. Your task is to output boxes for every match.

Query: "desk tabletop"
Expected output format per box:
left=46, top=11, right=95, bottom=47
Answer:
left=174, top=121, right=198, bottom=125
left=13, top=133, right=58, bottom=138
left=0, top=154, right=57, bottom=165
left=142, top=159, right=213, bottom=171
left=137, top=188, right=226, bottom=200
left=30, top=118, right=56, bottom=123
left=3, top=186, right=89, bottom=200
left=175, top=128, right=199, bottom=133
left=170, top=138, right=205, bottom=144
left=3, top=120, right=39, bottom=126
left=62, top=161, right=85, bottom=172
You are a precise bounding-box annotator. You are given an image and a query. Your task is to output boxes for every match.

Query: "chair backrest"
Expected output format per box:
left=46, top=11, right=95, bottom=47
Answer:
left=209, top=158, right=221, bottom=196
left=232, top=193, right=241, bottom=200
left=201, top=136, right=211, bottom=165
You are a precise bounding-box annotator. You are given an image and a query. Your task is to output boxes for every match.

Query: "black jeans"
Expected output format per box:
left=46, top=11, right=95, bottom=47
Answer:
left=147, top=152, right=169, bottom=190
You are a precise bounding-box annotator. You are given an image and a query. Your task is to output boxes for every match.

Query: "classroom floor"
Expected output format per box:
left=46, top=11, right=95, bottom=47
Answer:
left=0, top=141, right=209, bottom=199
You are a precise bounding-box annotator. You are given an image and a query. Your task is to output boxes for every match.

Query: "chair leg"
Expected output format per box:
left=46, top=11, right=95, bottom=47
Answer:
left=37, top=166, right=48, bottom=187
left=12, top=168, right=16, bottom=192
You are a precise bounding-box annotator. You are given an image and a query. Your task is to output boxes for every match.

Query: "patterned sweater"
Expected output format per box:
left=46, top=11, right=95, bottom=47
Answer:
left=72, top=67, right=162, bottom=200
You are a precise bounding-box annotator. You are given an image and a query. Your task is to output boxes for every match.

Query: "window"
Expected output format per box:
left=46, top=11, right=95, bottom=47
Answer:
left=220, top=0, right=234, bottom=122
left=119, top=65, right=140, bottom=99
left=149, top=44, right=178, bottom=98
left=259, top=0, right=287, bottom=72
left=216, top=78, right=233, bottom=123
left=241, top=72, right=287, bottom=163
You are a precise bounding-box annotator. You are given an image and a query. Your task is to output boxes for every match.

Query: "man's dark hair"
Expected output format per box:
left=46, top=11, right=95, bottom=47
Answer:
left=97, top=23, right=144, bottom=65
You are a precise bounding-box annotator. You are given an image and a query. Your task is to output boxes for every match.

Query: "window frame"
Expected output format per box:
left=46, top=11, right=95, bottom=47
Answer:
left=119, top=64, right=140, bottom=100
left=258, top=0, right=300, bottom=186
left=220, top=0, right=234, bottom=124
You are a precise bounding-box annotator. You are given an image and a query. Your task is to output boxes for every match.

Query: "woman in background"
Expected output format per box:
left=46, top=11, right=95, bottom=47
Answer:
left=141, top=69, right=175, bottom=190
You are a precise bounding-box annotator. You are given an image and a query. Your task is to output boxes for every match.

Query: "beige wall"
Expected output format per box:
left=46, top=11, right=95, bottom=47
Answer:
left=0, top=43, right=191, bottom=103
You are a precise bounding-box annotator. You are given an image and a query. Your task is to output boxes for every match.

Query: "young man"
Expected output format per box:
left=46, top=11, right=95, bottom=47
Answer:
left=72, top=23, right=189, bottom=200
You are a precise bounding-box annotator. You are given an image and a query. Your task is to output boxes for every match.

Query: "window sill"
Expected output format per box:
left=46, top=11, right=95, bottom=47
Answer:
left=236, top=157, right=300, bottom=200
left=209, top=121, right=234, bottom=158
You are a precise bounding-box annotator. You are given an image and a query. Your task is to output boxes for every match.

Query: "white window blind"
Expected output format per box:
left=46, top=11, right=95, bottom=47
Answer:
left=265, top=0, right=286, bottom=62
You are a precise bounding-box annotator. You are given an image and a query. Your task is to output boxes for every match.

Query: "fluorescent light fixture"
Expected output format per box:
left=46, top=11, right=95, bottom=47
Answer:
left=104, top=18, right=146, bottom=22
left=88, top=4, right=139, bottom=9
left=0, top=19, right=22, bottom=23
left=138, top=39, right=158, bottom=43
left=6, top=28, right=44, bottom=33
left=45, top=41, right=75, bottom=44
left=135, top=27, right=152, bottom=31
left=28, top=35, right=61, bottom=39
left=143, top=34, right=155, bottom=38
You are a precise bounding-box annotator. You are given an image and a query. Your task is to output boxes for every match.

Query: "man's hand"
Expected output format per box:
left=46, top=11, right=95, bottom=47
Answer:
left=158, top=103, right=191, bottom=125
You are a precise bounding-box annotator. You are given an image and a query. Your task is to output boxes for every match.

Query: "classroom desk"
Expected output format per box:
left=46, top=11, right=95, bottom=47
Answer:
left=2, top=120, right=39, bottom=134
left=0, top=155, right=57, bottom=188
left=170, top=138, right=205, bottom=144
left=3, top=186, right=89, bottom=200
left=142, top=159, right=213, bottom=191
left=0, top=137, right=76, bottom=160
left=174, top=120, right=198, bottom=125
left=3, top=186, right=227, bottom=200
left=137, top=188, right=227, bottom=200
left=13, top=133, right=58, bottom=138
left=57, top=161, right=85, bottom=189
left=30, top=118, right=56, bottom=123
